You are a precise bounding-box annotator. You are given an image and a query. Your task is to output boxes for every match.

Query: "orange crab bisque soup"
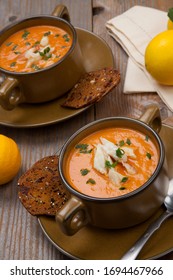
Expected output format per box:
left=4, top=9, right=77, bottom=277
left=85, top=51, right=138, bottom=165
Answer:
left=65, top=128, right=159, bottom=198
left=0, top=25, right=72, bottom=72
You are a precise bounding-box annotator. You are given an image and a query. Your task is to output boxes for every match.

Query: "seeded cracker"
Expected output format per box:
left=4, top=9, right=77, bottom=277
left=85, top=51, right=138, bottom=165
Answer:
left=18, top=155, right=70, bottom=216
left=62, top=67, right=120, bottom=109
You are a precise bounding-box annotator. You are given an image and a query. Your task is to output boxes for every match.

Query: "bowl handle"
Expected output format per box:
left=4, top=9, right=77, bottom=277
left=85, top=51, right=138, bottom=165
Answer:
left=0, top=77, right=24, bottom=110
left=51, top=4, right=70, bottom=22
left=55, top=196, right=90, bottom=236
left=139, top=105, right=161, bottom=133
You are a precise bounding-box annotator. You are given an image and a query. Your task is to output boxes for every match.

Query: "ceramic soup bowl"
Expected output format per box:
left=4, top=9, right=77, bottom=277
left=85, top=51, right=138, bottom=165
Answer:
left=0, top=5, right=85, bottom=110
left=56, top=105, right=169, bottom=235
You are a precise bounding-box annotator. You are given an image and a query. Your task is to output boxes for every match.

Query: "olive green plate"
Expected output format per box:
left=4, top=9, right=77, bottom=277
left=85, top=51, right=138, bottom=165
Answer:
left=0, top=28, right=114, bottom=128
left=38, top=124, right=173, bottom=260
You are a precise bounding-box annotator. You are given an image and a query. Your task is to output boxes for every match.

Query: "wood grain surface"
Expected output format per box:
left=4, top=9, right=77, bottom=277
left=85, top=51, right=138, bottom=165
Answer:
left=0, top=0, right=173, bottom=260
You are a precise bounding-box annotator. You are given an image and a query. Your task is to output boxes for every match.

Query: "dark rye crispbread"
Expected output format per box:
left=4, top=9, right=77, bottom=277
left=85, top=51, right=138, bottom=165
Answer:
left=18, top=155, right=70, bottom=216
left=62, top=67, right=120, bottom=109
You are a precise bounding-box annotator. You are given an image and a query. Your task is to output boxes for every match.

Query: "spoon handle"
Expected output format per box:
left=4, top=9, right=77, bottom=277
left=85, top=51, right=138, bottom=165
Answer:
left=121, top=211, right=173, bottom=260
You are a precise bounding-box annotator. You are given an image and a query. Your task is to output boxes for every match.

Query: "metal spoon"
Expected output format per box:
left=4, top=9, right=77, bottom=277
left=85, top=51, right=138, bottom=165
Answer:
left=121, top=179, right=173, bottom=260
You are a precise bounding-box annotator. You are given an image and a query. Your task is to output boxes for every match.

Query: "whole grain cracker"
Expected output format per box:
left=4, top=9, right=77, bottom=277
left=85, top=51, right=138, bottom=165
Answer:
left=18, top=155, right=70, bottom=216
left=62, top=67, right=120, bottom=109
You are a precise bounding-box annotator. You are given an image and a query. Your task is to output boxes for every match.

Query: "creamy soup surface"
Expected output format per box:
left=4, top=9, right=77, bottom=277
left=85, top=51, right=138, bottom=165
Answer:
left=65, top=128, right=159, bottom=198
left=0, top=25, right=72, bottom=72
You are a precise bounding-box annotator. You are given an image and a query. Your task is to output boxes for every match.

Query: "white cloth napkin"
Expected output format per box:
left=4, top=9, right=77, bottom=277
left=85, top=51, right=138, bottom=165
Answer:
left=106, top=6, right=173, bottom=112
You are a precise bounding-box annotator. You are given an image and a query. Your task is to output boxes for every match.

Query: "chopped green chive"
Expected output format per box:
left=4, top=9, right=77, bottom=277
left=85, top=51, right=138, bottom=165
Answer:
left=119, top=187, right=126, bottom=190
left=105, top=160, right=117, bottom=169
left=145, top=135, right=149, bottom=141
left=116, top=148, right=125, bottom=158
left=44, top=46, right=50, bottom=53
left=86, top=178, right=96, bottom=185
left=121, top=177, right=128, bottom=183
left=76, top=144, right=88, bottom=150
left=25, top=42, right=31, bottom=46
left=39, top=47, right=52, bottom=60
left=6, top=42, right=12, bottom=46
left=22, top=30, right=30, bottom=39
left=44, top=31, right=51, bottom=36
left=10, top=62, right=16, bottom=67
left=12, top=44, right=18, bottom=51
left=146, top=152, right=152, bottom=159
left=55, top=34, right=60, bottom=37
left=75, top=143, right=92, bottom=154
left=80, top=169, right=90, bottom=176
left=119, top=140, right=125, bottom=147
left=126, top=138, right=131, bottom=145
left=31, top=64, right=40, bottom=70
left=63, top=33, right=70, bottom=42
left=14, top=51, right=20, bottom=55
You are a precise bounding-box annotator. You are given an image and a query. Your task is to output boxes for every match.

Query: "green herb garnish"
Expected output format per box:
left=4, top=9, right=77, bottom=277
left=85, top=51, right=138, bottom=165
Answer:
left=146, top=152, right=152, bottom=159
left=39, top=47, right=51, bottom=60
left=121, top=177, right=128, bottom=183
left=31, top=64, right=40, bottom=71
left=105, top=160, right=117, bottom=169
left=55, top=34, right=60, bottom=37
left=10, top=62, right=16, bottom=67
left=44, top=31, right=51, bottom=36
left=44, top=46, right=50, bottom=53
left=86, top=178, right=96, bottom=185
left=6, top=42, right=12, bottom=46
left=14, top=51, right=21, bottom=55
left=116, top=148, right=125, bottom=158
left=126, top=138, right=131, bottom=145
left=119, top=187, right=126, bottom=190
left=12, top=44, right=18, bottom=51
left=168, top=8, right=173, bottom=22
left=75, top=144, right=88, bottom=150
left=39, top=51, right=44, bottom=57
left=63, top=33, right=70, bottom=42
left=22, top=30, right=30, bottom=39
left=80, top=169, right=90, bottom=176
left=119, top=140, right=125, bottom=147
left=75, top=143, right=92, bottom=154
left=145, top=135, right=149, bottom=142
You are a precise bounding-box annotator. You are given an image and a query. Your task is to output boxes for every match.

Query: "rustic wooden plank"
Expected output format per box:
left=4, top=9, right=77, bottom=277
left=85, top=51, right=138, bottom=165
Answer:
left=93, top=0, right=173, bottom=122
left=0, top=0, right=92, bottom=29
left=0, top=0, right=93, bottom=260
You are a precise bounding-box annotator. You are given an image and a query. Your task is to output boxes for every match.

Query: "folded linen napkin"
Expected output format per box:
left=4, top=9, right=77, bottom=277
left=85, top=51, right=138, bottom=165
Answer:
left=106, top=6, right=173, bottom=112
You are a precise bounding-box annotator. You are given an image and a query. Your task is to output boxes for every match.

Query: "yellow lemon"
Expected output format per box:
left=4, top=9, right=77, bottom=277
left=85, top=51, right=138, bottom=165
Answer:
left=145, top=30, right=173, bottom=85
left=0, top=134, right=21, bottom=185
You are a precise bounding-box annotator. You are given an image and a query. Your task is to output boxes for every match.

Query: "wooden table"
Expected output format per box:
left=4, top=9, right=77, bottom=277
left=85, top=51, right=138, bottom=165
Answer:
left=0, top=0, right=173, bottom=260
